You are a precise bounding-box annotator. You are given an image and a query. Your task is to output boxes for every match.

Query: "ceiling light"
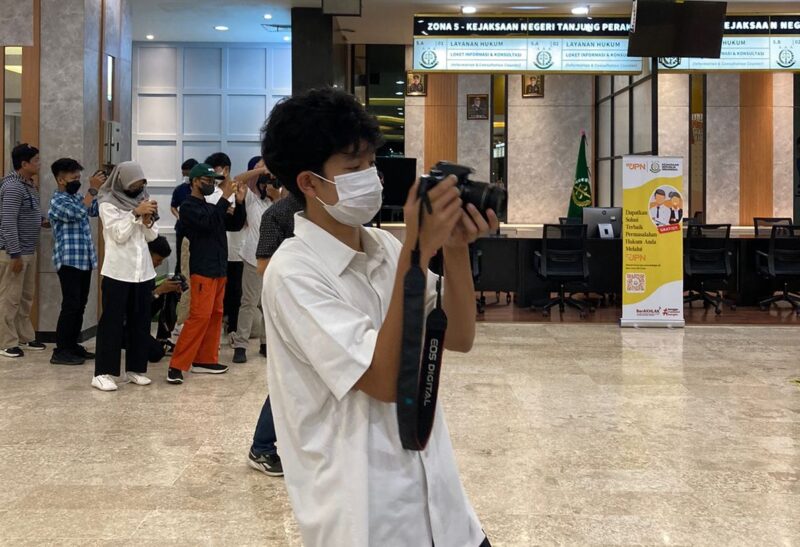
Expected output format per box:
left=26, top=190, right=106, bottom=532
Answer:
left=396, top=80, right=404, bottom=85
left=145, top=34, right=155, bottom=40
left=571, top=6, right=589, bottom=15
left=509, top=6, right=546, bottom=9
left=263, top=13, right=273, bottom=20
left=214, top=25, right=229, bottom=31
left=283, top=35, right=291, bottom=41
left=395, top=91, right=404, bottom=96
left=461, top=6, right=477, bottom=14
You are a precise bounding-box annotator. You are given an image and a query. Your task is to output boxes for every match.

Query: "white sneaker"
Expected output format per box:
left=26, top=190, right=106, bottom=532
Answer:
left=91, top=375, right=118, bottom=391
left=126, top=372, right=152, bottom=386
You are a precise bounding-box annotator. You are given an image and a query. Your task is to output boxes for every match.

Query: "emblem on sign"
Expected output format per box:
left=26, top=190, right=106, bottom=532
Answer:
left=420, top=50, right=439, bottom=69
left=658, top=57, right=681, bottom=69
left=534, top=50, right=554, bottom=70
left=777, top=49, right=796, bottom=69
left=650, top=161, right=661, bottom=174
left=572, top=177, right=592, bottom=208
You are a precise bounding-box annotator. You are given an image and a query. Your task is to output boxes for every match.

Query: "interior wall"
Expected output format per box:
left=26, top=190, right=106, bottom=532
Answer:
left=0, top=0, right=34, bottom=46
left=422, top=73, right=458, bottom=173
left=457, top=75, right=491, bottom=183
left=404, top=46, right=424, bottom=179
left=132, top=42, right=291, bottom=227
left=773, top=73, right=794, bottom=219
left=507, top=74, right=593, bottom=224
left=706, top=73, right=741, bottom=225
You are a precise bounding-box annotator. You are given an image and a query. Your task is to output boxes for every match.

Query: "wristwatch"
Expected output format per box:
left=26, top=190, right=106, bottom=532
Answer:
left=88, top=188, right=98, bottom=196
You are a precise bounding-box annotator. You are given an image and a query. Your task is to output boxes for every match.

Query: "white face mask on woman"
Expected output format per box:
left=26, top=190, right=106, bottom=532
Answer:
left=313, top=166, right=383, bottom=227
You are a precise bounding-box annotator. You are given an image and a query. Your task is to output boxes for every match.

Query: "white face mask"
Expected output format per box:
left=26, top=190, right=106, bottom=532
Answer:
left=314, top=166, right=383, bottom=227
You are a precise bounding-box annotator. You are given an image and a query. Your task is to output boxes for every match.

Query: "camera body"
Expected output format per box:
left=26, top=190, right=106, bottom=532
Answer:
left=419, top=162, right=507, bottom=219
left=258, top=173, right=282, bottom=190
left=170, top=274, right=189, bottom=292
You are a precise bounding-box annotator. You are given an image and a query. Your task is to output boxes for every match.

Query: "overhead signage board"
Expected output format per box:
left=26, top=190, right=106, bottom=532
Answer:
left=657, top=15, right=800, bottom=71
left=413, top=16, right=642, bottom=74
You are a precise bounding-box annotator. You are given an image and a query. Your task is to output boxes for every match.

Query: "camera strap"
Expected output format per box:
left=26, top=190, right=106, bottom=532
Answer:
left=397, top=195, right=448, bottom=451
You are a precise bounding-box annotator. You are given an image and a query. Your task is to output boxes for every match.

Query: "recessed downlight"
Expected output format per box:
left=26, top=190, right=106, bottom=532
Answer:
left=214, top=25, right=229, bottom=31
left=145, top=34, right=155, bottom=40
left=571, top=6, right=589, bottom=15
left=283, top=35, right=291, bottom=42
left=461, top=6, right=477, bottom=14
left=263, top=13, right=273, bottom=20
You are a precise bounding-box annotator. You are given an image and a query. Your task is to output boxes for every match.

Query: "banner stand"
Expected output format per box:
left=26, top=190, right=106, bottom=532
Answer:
left=620, top=156, right=686, bottom=329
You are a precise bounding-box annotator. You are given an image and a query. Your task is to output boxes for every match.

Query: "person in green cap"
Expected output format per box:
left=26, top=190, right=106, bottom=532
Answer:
left=167, top=163, right=246, bottom=384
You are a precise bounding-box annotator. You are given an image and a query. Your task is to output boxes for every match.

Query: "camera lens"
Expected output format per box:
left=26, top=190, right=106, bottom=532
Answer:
left=460, top=181, right=507, bottom=218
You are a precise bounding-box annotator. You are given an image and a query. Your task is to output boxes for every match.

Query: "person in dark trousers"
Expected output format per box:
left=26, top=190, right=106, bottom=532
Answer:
left=167, top=163, right=246, bottom=384
left=245, top=190, right=303, bottom=477
left=146, top=236, right=183, bottom=363
left=171, top=158, right=198, bottom=275
left=205, top=152, right=244, bottom=336
left=93, top=161, right=160, bottom=391
left=0, top=143, right=47, bottom=358
left=48, top=158, right=107, bottom=365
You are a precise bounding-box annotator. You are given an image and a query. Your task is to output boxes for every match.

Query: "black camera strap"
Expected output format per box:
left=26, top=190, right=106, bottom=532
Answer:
left=397, top=195, right=448, bottom=451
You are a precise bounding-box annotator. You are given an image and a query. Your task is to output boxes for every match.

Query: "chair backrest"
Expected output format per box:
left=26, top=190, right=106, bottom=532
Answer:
left=754, top=217, right=792, bottom=237
left=685, top=224, right=732, bottom=277
left=540, top=224, right=588, bottom=279
left=768, top=225, right=800, bottom=276
left=558, top=216, right=582, bottom=225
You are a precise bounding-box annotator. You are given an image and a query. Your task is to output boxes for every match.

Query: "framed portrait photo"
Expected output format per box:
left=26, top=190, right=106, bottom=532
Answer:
left=406, top=72, right=427, bottom=96
left=466, top=94, right=489, bottom=120
left=522, top=74, right=545, bottom=98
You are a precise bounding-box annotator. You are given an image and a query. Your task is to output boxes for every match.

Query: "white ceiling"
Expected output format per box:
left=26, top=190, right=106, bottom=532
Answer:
left=131, top=0, right=800, bottom=45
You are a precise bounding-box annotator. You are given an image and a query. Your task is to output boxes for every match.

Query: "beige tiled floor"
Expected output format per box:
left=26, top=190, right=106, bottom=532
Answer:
left=0, top=324, right=798, bottom=546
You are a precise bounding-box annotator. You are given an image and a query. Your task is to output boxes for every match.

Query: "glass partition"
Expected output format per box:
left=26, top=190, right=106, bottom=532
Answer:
left=4, top=46, right=23, bottom=174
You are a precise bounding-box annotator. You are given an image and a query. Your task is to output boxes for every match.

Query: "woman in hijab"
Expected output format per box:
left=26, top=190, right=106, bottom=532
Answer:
left=92, top=161, right=160, bottom=391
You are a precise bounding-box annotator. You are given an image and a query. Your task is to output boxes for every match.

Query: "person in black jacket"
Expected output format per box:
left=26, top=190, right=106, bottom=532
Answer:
left=167, top=163, right=246, bottom=384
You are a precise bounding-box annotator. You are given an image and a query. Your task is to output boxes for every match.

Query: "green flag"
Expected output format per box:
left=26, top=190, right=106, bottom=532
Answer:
left=567, top=132, right=592, bottom=218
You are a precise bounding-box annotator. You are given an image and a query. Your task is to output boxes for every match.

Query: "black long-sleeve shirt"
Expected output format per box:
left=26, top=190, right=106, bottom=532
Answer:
left=180, top=195, right=246, bottom=278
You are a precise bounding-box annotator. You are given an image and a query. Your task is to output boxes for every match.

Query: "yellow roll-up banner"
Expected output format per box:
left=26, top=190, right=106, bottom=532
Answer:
left=621, top=156, right=685, bottom=328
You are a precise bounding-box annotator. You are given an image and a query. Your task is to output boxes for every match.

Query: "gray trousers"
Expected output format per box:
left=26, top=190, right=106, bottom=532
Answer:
left=231, top=260, right=265, bottom=349
left=0, top=252, right=37, bottom=349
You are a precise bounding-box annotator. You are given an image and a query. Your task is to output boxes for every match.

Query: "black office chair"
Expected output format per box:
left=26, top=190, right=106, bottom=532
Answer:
left=684, top=224, right=735, bottom=315
left=558, top=216, right=582, bottom=225
left=756, top=224, right=800, bottom=315
left=753, top=217, right=792, bottom=238
left=533, top=224, right=593, bottom=318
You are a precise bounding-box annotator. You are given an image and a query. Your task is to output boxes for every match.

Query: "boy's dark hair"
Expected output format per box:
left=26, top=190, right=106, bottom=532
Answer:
left=50, top=158, right=84, bottom=179
left=181, top=158, right=199, bottom=171
left=654, top=189, right=666, bottom=196
left=147, top=235, right=172, bottom=258
left=12, top=143, right=39, bottom=171
left=261, top=87, right=383, bottom=206
left=205, top=152, right=231, bottom=170
left=668, top=191, right=680, bottom=199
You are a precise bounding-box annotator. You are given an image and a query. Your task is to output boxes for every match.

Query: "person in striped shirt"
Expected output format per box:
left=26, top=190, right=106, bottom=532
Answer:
left=48, top=158, right=107, bottom=365
left=0, top=143, right=47, bottom=358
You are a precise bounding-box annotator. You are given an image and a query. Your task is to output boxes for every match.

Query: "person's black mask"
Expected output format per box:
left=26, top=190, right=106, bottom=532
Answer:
left=200, top=182, right=215, bottom=196
left=124, top=187, right=144, bottom=198
left=65, top=180, right=81, bottom=195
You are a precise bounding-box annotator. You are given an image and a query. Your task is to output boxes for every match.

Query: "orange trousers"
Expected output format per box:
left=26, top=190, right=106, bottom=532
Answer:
left=170, top=274, right=226, bottom=371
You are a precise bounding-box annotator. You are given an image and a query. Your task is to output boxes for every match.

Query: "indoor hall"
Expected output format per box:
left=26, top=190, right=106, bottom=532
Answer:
left=0, top=0, right=799, bottom=545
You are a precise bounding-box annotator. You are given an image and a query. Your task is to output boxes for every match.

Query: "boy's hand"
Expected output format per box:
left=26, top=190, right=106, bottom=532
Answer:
left=444, top=205, right=499, bottom=249
left=403, top=175, right=463, bottom=262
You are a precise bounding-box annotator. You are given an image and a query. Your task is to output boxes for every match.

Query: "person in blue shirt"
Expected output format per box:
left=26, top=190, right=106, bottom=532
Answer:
left=48, top=158, right=106, bottom=365
left=170, top=158, right=198, bottom=275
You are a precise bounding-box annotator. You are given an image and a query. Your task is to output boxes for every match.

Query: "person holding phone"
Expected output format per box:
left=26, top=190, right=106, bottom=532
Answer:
left=92, top=161, right=160, bottom=391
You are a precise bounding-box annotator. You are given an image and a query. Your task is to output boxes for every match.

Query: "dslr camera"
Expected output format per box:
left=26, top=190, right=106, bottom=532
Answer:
left=257, top=173, right=282, bottom=189
left=419, top=162, right=506, bottom=219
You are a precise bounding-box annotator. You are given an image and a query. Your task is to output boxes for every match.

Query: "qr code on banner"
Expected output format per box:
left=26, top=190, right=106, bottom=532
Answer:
left=626, top=273, right=646, bottom=293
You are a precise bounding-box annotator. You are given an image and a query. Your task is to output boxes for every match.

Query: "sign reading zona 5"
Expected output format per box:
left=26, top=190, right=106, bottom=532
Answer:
left=413, top=15, right=642, bottom=74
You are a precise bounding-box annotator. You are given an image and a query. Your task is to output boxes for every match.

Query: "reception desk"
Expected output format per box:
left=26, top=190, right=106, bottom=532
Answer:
left=472, top=232, right=794, bottom=308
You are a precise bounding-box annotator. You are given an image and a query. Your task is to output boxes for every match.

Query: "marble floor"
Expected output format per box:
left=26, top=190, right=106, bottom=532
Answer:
left=0, top=324, right=798, bottom=546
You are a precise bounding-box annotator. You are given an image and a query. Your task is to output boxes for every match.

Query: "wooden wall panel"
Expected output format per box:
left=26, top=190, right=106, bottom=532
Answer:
left=423, top=73, right=458, bottom=173
left=0, top=47, right=5, bottom=169
left=739, top=73, right=774, bottom=225
left=20, top=0, right=39, bottom=147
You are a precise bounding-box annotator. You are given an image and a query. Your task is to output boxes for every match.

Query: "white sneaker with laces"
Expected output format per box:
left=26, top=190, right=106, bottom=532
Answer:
left=91, top=375, right=118, bottom=391
left=126, top=372, right=152, bottom=386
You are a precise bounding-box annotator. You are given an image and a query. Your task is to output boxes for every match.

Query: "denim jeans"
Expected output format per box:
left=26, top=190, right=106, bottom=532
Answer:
left=251, top=395, right=277, bottom=456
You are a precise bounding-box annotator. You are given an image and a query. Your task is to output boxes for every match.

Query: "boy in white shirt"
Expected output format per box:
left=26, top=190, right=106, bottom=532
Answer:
left=261, top=88, right=498, bottom=546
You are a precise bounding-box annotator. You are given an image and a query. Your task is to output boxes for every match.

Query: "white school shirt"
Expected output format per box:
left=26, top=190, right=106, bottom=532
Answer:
left=206, top=186, right=245, bottom=262
left=98, top=202, right=158, bottom=283
left=262, top=213, right=484, bottom=547
left=649, top=204, right=671, bottom=226
left=238, top=190, right=271, bottom=267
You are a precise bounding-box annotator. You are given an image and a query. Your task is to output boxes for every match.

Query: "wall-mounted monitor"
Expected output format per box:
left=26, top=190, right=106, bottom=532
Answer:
left=628, top=0, right=727, bottom=59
